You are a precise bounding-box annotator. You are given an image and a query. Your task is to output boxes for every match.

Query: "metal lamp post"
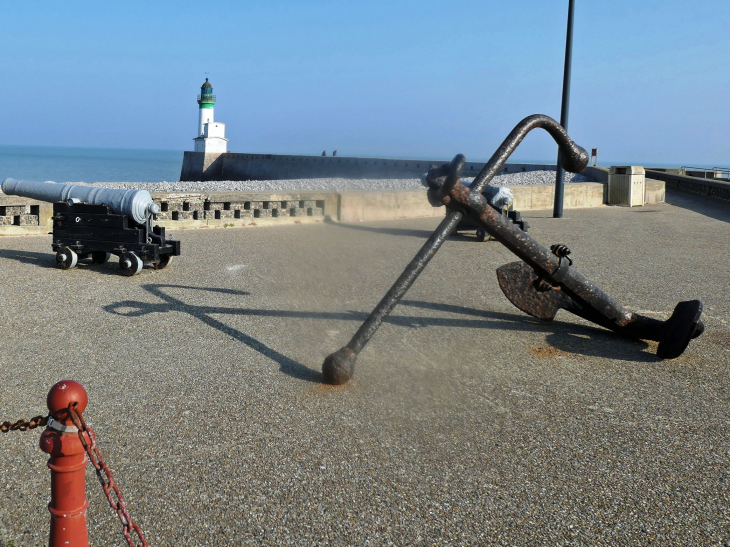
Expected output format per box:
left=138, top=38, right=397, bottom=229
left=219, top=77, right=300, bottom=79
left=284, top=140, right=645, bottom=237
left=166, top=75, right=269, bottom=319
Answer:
left=553, top=0, right=576, bottom=218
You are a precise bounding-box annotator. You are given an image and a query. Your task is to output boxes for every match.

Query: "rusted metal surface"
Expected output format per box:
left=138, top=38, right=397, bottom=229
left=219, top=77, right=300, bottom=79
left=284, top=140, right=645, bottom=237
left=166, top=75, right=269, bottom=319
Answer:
left=469, top=114, right=589, bottom=195
left=549, top=244, right=573, bottom=265
left=445, top=170, right=703, bottom=348
left=1, top=414, right=48, bottom=432
left=495, top=260, right=704, bottom=353
left=68, top=402, right=147, bottom=547
left=496, top=261, right=575, bottom=321
left=322, top=346, right=358, bottom=386
left=321, top=114, right=704, bottom=385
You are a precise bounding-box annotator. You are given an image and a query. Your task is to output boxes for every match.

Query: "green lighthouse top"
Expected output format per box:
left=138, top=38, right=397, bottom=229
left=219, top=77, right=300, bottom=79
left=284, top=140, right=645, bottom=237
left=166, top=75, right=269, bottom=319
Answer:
left=197, top=78, right=216, bottom=108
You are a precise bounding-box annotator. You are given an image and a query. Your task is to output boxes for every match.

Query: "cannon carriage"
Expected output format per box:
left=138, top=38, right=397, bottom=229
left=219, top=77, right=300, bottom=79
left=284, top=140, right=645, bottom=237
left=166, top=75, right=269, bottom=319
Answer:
left=443, top=181, right=528, bottom=241
left=1, top=179, right=180, bottom=276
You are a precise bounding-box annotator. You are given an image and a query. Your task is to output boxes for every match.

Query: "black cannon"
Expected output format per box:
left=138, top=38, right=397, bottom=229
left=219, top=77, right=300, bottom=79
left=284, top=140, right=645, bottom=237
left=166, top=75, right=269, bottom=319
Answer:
left=322, top=114, right=704, bottom=384
left=1, top=179, right=180, bottom=276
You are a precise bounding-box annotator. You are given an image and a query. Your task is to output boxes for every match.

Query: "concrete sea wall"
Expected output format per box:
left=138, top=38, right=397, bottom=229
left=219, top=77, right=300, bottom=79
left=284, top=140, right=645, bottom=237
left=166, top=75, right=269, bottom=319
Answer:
left=0, top=179, right=667, bottom=236
left=0, top=164, right=672, bottom=237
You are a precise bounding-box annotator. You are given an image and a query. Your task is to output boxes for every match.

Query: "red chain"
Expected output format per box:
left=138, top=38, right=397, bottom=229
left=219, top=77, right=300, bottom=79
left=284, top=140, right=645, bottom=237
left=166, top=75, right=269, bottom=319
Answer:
left=68, top=402, right=147, bottom=547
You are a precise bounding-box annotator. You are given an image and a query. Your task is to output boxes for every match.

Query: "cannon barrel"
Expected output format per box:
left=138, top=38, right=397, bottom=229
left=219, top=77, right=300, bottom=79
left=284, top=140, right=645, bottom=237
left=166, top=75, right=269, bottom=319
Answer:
left=1, top=178, right=159, bottom=224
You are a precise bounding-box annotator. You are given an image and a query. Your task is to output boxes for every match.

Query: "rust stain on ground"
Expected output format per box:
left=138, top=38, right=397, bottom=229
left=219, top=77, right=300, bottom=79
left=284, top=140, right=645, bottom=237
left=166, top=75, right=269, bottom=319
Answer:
left=304, top=382, right=357, bottom=396
left=708, top=332, right=730, bottom=349
left=530, top=346, right=570, bottom=358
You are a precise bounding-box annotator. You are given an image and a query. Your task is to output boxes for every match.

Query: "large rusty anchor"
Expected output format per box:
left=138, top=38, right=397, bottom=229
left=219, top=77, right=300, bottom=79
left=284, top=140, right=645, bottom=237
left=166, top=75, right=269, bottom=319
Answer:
left=322, top=114, right=704, bottom=384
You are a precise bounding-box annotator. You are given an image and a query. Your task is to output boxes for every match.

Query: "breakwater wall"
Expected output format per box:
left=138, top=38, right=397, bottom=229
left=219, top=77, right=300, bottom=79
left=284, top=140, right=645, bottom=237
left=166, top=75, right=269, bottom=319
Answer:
left=180, top=151, right=559, bottom=182
left=646, top=169, right=730, bottom=204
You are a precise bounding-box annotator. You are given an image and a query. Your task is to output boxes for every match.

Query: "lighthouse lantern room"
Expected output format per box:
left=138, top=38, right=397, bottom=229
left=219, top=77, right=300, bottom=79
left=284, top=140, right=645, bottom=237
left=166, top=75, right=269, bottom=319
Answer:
left=193, top=78, right=228, bottom=153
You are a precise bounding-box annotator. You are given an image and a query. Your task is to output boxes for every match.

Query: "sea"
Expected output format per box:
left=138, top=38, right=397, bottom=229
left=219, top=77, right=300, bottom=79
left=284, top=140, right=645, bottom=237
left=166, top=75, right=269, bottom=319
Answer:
left=0, top=144, right=718, bottom=184
left=0, top=145, right=183, bottom=184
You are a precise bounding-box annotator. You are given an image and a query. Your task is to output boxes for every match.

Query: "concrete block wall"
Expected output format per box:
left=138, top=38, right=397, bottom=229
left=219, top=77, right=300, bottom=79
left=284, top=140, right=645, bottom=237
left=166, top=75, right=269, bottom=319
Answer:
left=152, top=182, right=613, bottom=228
left=0, top=194, right=53, bottom=235
left=509, top=183, right=606, bottom=211
left=645, top=180, right=666, bottom=204
left=583, top=165, right=609, bottom=182
left=152, top=191, right=334, bottom=227
left=337, top=190, right=444, bottom=223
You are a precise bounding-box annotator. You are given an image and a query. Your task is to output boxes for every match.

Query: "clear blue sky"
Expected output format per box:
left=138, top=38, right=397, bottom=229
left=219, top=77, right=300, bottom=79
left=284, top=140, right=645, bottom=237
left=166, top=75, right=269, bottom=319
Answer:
left=2, top=0, right=728, bottom=165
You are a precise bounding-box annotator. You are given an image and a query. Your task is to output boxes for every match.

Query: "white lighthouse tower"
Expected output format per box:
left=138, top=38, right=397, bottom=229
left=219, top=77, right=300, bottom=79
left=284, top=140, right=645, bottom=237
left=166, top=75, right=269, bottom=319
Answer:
left=193, top=78, right=228, bottom=153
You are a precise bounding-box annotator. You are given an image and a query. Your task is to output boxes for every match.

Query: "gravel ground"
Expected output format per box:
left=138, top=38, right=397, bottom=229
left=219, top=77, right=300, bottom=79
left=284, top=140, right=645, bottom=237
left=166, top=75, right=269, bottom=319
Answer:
left=0, top=190, right=726, bottom=546
left=48, top=170, right=594, bottom=193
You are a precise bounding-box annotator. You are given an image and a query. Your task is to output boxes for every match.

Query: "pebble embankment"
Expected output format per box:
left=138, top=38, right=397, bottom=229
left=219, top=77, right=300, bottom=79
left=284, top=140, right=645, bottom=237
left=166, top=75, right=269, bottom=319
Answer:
left=62, top=170, right=595, bottom=192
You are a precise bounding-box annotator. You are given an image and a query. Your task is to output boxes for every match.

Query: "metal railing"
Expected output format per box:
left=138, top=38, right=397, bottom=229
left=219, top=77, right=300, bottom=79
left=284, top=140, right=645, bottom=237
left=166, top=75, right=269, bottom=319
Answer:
left=197, top=94, right=216, bottom=102
left=680, top=166, right=730, bottom=179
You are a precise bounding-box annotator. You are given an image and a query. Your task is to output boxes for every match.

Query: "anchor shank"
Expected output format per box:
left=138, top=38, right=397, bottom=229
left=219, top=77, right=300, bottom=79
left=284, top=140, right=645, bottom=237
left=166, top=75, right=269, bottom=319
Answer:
left=453, top=183, right=636, bottom=330
left=562, top=301, right=665, bottom=340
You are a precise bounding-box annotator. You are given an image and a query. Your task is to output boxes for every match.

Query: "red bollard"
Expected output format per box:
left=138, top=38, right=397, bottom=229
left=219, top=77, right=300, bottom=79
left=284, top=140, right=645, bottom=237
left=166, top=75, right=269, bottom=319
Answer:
left=39, top=380, right=90, bottom=547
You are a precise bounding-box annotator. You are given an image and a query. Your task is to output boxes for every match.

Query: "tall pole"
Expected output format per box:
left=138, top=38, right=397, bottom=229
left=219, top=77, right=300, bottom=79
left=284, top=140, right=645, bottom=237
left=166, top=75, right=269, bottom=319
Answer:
left=553, top=0, right=576, bottom=218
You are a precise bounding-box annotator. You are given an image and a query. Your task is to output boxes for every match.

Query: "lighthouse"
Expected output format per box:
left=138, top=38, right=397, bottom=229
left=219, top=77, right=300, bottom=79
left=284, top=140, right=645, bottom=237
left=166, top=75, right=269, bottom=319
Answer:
left=193, top=78, right=228, bottom=153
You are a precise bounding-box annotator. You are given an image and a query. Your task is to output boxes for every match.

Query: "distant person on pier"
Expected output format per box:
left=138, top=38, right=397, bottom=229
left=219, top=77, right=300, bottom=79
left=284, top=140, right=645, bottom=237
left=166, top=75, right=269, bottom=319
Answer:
left=333, top=150, right=338, bottom=157
left=322, top=150, right=326, bottom=156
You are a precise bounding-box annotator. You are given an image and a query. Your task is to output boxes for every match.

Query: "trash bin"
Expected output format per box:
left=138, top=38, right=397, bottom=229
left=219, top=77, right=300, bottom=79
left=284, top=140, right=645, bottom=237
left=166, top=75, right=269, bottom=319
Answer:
left=608, top=166, right=645, bottom=206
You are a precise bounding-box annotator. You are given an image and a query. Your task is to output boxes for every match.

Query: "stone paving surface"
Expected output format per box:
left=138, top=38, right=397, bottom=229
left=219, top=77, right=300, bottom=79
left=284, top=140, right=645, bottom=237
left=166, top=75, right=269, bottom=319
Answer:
left=0, top=190, right=728, bottom=546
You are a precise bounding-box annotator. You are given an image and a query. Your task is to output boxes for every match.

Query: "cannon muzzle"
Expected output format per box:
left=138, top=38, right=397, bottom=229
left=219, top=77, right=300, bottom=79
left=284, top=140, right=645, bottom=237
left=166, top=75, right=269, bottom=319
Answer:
left=1, top=178, right=159, bottom=224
